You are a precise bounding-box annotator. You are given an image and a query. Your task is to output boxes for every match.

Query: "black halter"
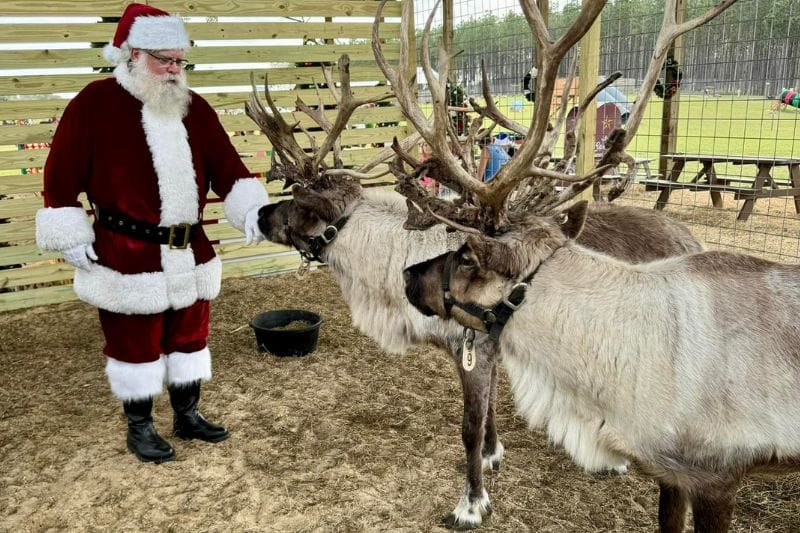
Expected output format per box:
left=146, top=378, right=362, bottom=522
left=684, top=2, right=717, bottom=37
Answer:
left=441, top=251, right=545, bottom=341
left=289, top=215, right=350, bottom=263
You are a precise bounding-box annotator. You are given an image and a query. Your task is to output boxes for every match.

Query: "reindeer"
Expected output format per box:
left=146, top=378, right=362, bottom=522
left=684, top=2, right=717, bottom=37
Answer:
left=247, top=1, right=713, bottom=528
left=391, top=1, right=800, bottom=531
left=405, top=199, right=800, bottom=532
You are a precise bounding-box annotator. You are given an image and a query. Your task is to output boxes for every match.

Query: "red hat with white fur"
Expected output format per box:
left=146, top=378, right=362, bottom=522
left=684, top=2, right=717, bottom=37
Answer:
left=103, top=3, right=190, bottom=66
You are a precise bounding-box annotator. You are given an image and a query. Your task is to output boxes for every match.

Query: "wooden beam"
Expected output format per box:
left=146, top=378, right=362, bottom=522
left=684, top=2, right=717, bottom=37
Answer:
left=658, top=0, right=687, bottom=181
left=576, top=0, right=601, bottom=178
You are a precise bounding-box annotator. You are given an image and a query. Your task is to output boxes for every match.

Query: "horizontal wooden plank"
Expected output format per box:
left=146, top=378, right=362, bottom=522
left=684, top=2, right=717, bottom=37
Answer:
left=0, top=123, right=57, bottom=145
left=0, top=173, right=42, bottom=195
left=0, top=86, right=397, bottom=120
left=0, top=43, right=399, bottom=70
left=0, top=65, right=391, bottom=97
left=0, top=283, right=77, bottom=313
left=0, top=99, right=71, bottom=121
left=0, top=148, right=48, bottom=171
left=0, top=21, right=400, bottom=44
left=0, top=242, right=60, bottom=268
left=0, top=0, right=402, bottom=17
left=1, top=195, right=51, bottom=219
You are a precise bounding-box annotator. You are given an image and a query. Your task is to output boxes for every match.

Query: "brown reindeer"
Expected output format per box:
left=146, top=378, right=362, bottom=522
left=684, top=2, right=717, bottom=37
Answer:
left=383, top=1, right=799, bottom=531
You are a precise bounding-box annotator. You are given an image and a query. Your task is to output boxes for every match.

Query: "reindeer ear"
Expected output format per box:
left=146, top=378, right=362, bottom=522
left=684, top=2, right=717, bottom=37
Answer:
left=466, top=235, right=489, bottom=267
left=468, top=234, right=517, bottom=276
left=293, top=186, right=338, bottom=221
left=558, top=200, right=589, bottom=240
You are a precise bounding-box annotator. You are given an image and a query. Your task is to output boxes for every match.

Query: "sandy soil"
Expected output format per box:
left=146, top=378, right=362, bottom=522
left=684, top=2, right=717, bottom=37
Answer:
left=2, top=261, right=799, bottom=532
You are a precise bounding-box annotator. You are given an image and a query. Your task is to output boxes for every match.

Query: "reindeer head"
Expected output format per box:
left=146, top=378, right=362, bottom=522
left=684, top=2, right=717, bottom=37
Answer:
left=404, top=201, right=588, bottom=330
left=247, top=54, right=398, bottom=253
left=257, top=176, right=362, bottom=253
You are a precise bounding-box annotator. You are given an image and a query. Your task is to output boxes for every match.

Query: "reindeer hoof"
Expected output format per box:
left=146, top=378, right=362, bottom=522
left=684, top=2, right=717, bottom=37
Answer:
left=445, top=488, right=491, bottom=530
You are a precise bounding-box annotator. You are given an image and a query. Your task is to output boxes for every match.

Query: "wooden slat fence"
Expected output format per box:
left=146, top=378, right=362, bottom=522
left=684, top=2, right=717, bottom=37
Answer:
left=0, top=0, right=411, bottom=312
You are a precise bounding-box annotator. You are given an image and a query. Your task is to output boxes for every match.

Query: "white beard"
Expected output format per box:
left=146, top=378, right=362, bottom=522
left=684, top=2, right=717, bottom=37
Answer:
left=116, top=56, right=191, bottom=119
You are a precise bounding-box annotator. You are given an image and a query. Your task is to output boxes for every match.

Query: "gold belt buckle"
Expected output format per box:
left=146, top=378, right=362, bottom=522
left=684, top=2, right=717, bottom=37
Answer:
left=168, top=223, right=192, bottom=249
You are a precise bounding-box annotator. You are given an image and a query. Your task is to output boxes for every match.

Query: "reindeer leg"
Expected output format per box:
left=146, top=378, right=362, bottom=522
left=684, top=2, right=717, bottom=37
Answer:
left=443, top=352, right=493, bottom=530
left=481, top=360, right=504, bottom=471
left=657, top=482, right=688, bottom=533
left=690, top=479, right=738, bottom=533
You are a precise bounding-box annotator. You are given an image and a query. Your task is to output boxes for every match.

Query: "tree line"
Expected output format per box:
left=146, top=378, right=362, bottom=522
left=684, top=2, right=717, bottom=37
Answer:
left=420, top=0, right=800, bottom=99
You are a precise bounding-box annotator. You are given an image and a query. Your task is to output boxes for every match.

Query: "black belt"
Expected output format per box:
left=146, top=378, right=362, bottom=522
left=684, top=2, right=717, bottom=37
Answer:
left=95, top=207, right=201, bottom=249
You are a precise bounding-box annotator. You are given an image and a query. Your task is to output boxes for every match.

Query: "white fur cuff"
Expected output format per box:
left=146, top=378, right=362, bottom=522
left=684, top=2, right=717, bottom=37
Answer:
left=224, top=178, right=269, bottom=231
left=166, top=347, right=212, bottom=386
left=105, top=356, right=166, bottom=401
left=35, top=206, right=94, bottom=251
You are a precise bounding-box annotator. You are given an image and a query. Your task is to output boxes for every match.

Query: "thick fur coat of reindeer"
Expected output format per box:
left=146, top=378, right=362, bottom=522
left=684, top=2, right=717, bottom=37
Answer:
left=403, top=200, right=800, bottom=532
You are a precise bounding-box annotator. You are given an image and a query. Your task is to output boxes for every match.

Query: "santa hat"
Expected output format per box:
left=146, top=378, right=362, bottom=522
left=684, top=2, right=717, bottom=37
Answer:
left=103, top=3, right=190, bottom=66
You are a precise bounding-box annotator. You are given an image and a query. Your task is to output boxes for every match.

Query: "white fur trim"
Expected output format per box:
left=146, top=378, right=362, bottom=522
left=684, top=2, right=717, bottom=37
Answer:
left=103, top=42, right=131, bottom=66
left=165, top=347, right=212, bottom=386
left=73, top=257, right=221, bottom=314
left=141, top=106, right=198, bottom=225
left=160, top=245, right=199, bottom=310
left=105, top=356, right=165, bottom=401
left=224, top=178, right=269, bottom=232
left=127, top=15, right=189, bottom=52
left=35, top=207, right=94, bottom=251
left=195, top=256, right=223, bottom=299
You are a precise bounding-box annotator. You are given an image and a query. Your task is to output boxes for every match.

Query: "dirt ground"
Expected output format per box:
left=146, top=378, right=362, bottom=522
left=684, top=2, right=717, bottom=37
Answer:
left=2, top=259, right=800, bottom=532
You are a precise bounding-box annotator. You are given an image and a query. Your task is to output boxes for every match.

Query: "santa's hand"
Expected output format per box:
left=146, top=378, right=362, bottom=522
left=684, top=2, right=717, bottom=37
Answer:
left=63, top=244, right=98, bottom=271
left=244, top=207, right=264, bottom=245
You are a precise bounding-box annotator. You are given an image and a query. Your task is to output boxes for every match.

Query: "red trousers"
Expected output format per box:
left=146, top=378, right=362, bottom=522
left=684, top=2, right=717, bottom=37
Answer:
left=99, top=300, right=209, bottom=363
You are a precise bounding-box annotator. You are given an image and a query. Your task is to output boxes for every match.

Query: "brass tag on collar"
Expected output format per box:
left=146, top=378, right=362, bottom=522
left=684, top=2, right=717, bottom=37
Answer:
left=462, top=328, right=477, bottom=372
left=296, top=256, right=311, bottom=279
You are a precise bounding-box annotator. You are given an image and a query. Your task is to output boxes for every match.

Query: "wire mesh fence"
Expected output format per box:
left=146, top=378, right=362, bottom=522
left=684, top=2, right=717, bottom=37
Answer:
left=413, top=0, right=800, bottom=262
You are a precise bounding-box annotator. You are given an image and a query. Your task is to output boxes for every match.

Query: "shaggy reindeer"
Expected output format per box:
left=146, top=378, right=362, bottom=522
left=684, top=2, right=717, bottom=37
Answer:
left=388, top=0, right=775, bottom=530
left=248, top=1, right=711, bottom=528
left=404, top=200, right=800, bottom=532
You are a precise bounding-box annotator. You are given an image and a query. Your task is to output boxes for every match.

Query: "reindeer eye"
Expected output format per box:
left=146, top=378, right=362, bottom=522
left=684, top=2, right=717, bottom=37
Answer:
left=460, top=255, right=477, bottom=270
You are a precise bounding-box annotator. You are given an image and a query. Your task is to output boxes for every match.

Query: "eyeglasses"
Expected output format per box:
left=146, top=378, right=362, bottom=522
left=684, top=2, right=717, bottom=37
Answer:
left=144, top=50, right=189, bottom=69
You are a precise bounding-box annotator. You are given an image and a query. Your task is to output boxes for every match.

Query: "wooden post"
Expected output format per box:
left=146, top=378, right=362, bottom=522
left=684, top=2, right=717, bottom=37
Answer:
left=443, top=0, right=453, bottom=53
left=576, top=0, right=601, bottom=179
left=404, top=0, right=418, bottom=144
left=658, top=0, right=687, bottom=181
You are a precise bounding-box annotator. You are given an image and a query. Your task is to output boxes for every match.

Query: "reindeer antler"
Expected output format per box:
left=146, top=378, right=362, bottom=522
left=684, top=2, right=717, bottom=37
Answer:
left=376, top=0, right=739, bottom=232
left=246, top=55, right=395, bottom=188
left=601, top=0, right=739, bottom=200
left=375, top=0, right=609, bottom=232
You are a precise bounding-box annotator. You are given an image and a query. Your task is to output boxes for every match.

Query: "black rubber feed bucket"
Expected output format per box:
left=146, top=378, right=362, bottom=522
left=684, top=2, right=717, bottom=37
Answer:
left=250, top=309, right=323, bottom=357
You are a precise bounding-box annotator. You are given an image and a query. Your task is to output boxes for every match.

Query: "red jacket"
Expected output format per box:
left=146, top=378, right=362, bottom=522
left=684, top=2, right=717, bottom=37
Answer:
left=36, top=73, right=268, bottom=314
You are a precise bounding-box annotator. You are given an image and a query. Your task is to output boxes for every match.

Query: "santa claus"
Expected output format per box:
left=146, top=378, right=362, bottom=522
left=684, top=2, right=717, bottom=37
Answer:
left=35, top=3, right=270, bottom=463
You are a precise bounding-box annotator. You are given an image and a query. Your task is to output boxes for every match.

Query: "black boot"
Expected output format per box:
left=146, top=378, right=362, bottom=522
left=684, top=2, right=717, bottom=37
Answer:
left=123, top=398, right=176, bottom=463
left=169, top=381, right=230, bottom=443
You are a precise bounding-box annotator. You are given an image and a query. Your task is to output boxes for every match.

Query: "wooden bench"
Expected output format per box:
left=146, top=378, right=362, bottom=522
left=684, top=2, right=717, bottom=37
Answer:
left=653, top=154, right=800, bottom=221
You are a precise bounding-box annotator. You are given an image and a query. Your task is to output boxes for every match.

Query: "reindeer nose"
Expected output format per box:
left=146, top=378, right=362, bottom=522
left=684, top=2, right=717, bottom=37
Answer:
left=402, top=267, right=412, bottom=285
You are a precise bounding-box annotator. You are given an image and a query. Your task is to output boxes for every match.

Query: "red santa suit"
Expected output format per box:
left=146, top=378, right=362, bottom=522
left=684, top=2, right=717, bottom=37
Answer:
left=35, top=63, right=269, bottom=401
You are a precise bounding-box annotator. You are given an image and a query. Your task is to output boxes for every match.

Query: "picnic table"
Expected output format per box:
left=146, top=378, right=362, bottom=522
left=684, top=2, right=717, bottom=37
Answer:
left=640, top=153, right=800, bottom=221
